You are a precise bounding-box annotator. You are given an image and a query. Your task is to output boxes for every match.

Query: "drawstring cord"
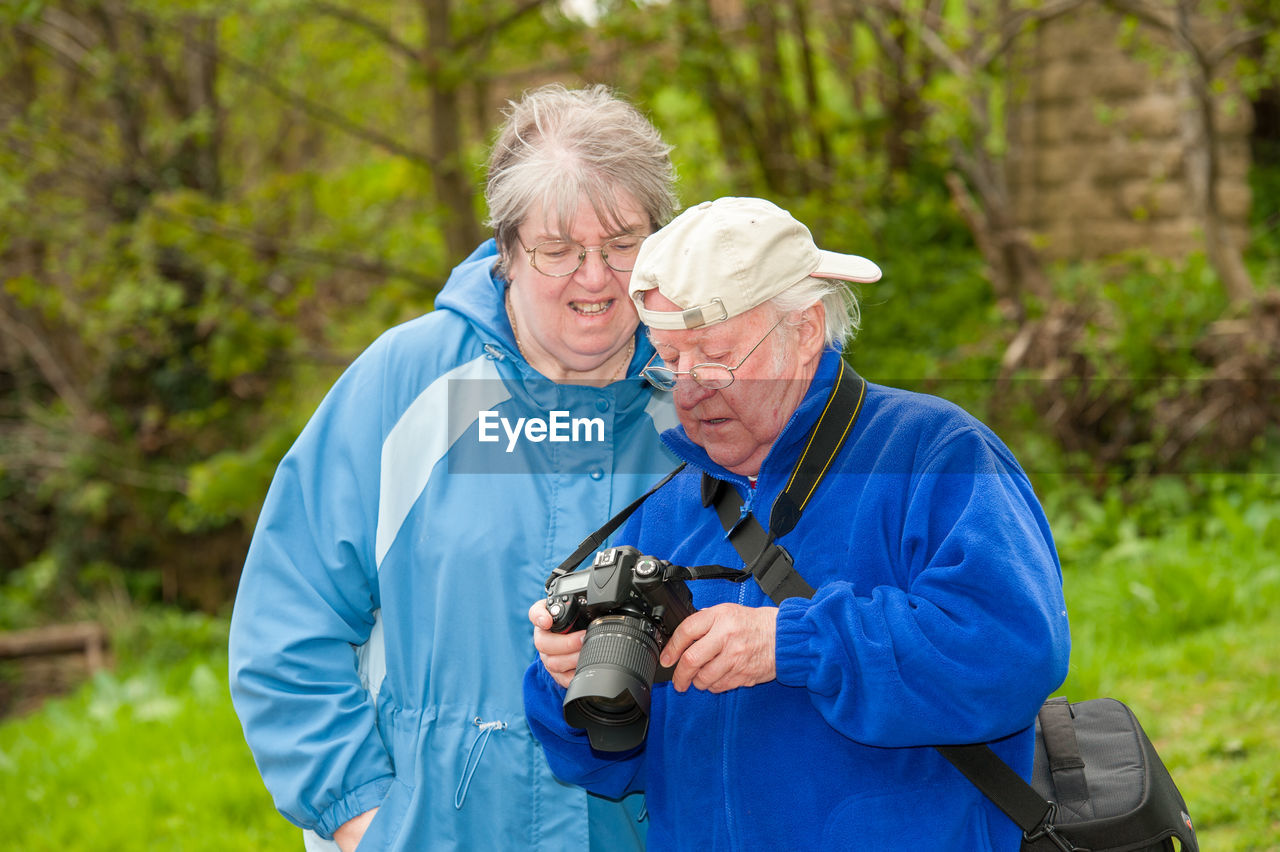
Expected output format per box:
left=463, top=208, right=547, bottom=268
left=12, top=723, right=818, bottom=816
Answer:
left=454, top=717, right=508, bottom=809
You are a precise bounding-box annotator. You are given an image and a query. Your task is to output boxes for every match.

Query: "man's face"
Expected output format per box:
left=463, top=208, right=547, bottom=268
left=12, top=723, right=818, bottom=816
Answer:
left=646, top=292, right=825, bottom=477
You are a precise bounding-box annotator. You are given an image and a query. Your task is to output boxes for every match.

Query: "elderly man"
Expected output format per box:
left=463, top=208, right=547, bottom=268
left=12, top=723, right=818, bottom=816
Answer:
left=524, top=197, right=1070, bottom=850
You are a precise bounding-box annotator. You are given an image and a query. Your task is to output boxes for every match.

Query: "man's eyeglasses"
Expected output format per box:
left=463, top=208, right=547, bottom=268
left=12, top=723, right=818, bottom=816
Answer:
left=641, top=317, right=785, bottom=391
left=518, top=235, right=646, bottom=277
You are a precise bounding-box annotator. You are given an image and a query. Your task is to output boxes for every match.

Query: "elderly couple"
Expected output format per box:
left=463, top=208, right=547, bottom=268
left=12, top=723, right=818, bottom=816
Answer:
left=229, top=85, right=1070, bottom=851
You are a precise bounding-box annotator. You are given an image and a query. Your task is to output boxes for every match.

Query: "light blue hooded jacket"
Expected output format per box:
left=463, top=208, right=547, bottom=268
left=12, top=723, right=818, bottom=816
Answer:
left=228, top=240, right=677, bottom=850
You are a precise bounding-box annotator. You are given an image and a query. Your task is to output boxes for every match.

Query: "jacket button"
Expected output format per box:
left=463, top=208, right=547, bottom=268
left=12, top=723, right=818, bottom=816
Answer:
left=595, top=398, right=611, bottom=413
left=589, top=468, right=604, bottom=481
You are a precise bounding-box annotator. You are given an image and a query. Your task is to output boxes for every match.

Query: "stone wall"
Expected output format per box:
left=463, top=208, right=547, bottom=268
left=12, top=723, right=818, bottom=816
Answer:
left=1008, top=7, right=1254, bottom=261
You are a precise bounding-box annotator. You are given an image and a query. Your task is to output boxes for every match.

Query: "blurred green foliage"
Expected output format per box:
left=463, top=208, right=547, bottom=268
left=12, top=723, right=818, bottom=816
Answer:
left=1048, top=471, right=1280, bottom=850
left=0, top=0, right=1277, bottom=636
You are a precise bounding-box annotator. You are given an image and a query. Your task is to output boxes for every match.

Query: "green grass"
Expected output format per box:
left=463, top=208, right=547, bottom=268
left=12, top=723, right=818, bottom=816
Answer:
left=0, top=616, right=296, bottom=851
left=1, top=477, right=1277, bottom=849
left=1047, top=472, right=1280, bottom=850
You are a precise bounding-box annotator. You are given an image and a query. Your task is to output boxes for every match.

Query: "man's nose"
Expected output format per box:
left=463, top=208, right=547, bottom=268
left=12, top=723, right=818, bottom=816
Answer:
left=674, top=373, right=716, bottom=408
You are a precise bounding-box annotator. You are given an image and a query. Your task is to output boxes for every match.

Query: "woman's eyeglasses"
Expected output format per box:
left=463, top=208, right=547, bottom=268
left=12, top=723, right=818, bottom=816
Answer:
left=518, top=235, right=646, bottom=277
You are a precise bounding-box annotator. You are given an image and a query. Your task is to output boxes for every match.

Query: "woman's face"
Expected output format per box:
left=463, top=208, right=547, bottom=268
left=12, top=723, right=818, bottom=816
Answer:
left=505, top=194, right=649, bottom=383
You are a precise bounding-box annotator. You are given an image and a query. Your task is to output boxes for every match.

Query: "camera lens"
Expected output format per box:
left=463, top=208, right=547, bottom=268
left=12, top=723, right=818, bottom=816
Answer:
left=563, top=614, right=661, bottom=752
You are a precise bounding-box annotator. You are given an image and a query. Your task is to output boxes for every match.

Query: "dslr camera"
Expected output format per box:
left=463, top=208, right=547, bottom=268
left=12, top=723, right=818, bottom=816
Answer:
left=544, top=545, right=697, bottom=752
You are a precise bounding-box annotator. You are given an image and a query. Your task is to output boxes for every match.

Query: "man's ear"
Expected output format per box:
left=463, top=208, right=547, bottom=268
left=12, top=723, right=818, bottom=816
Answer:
left=795, top=302, right=827, bottom=362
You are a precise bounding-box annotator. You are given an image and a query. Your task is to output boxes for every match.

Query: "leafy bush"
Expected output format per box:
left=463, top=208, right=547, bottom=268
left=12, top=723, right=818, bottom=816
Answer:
left=985, top=250, right=1280, bottom=480
left=1048, top=472, right=1280, bottom=650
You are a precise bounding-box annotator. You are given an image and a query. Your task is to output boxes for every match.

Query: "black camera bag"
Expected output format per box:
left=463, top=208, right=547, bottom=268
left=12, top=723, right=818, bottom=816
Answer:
left=937, top=698, right=1199, bottom=852
left=1029, top=696, right=1198, bottom=851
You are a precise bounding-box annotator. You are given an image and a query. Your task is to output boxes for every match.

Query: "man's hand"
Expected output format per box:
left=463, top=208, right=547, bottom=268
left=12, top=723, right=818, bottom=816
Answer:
left=529, top=599, right=585, bottom=689
left=659, top=603, right=778, bottom=693
left=333, top=807, right=378, bottom=852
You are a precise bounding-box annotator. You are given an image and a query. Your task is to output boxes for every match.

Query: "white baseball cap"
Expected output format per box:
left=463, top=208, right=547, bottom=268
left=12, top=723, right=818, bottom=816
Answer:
left=629, top=197, right=882, bottom=330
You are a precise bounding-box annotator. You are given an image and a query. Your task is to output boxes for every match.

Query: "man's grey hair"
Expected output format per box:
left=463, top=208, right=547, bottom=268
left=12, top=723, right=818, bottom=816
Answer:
left=770, top=277, right=862, bottom=350
left=485, top=84, right=678, bottom=280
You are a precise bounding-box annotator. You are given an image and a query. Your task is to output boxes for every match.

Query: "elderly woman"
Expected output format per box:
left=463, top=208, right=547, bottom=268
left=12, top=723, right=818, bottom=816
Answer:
left=229, top=85, right=679, bottom=852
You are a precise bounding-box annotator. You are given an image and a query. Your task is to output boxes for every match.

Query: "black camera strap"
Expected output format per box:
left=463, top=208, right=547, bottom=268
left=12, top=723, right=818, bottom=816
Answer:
left=545, top=461, right=751, bottom=591
left=702, top=358, right=866, bottom=605
left=546, top=462, right=688, bottom=591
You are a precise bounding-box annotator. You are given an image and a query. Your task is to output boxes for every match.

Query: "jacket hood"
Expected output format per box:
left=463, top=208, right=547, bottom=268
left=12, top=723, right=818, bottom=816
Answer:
left=433, top=239, right=518, bottom=353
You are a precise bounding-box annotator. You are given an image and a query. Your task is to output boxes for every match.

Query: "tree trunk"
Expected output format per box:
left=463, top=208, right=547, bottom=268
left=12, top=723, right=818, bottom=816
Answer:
left=788, top=0, right=833, bottom=186
left=747, top=0, right=805, bottom=195
left=421, top=0, right=483, bottom=261
left=1179, top=62, right=1255, bottom=304
left=679, top=0, right=756, bottom=192
left=187, top=15, right=224, bottom=199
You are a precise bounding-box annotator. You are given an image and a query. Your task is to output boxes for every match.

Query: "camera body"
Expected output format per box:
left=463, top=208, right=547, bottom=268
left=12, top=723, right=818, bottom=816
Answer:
left=546, top=545, right=695, bottom=652
left=544, top=545, right=698, bottom=751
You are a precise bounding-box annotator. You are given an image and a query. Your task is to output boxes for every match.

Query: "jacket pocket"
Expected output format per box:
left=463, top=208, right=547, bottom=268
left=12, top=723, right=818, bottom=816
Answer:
left=820, top=783, right=996, bottom=850
left=353, top=778, right=414, bottom=852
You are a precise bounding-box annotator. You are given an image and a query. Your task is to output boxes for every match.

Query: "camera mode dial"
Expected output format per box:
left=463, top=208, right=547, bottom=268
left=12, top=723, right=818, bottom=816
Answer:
left=547, top=594, right=580, bottom=632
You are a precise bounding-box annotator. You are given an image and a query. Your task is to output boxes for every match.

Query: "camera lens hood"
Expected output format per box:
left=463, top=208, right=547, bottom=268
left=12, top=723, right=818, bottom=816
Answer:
left=563, top=614, right=661, bottom=752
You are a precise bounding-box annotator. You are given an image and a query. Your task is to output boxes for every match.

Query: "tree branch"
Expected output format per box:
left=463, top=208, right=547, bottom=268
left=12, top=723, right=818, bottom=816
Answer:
left=220, top=46, right=435, bottom=165
left=148, top=206, right=444, bottom=289
left=143, top=13, right=437, bottom=167
left=0, top=300, right=93, bottom=426
left=976, top=0, right=1091, bottom=69
left=1207, top=26, right=1268, bottom=69
left=15, top=15, right=106, bottom=79
left=309, top=1, right=420, bottom=62
left=454, top=0, right=550, bottom=53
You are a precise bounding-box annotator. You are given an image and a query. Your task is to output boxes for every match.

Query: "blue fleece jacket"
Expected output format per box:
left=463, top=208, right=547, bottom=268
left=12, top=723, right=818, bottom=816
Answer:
left=524, top=349, right=1070, bottom=850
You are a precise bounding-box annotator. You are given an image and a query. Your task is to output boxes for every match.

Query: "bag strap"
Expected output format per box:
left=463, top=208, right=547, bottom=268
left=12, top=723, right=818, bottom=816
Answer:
left=703, top=360, right=866, bottom=605
left=705, top=481, right=814, bottom=603
left=770, top=358, right=867, bottom=536
left=935, top=743, right=1057, bottom=837
left=1038, top=697, right=1089, bottom=807
left=938, top=705, right=1081, bottom=852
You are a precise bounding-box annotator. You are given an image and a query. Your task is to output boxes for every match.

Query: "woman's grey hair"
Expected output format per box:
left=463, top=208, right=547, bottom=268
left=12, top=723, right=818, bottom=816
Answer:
left=485, top=84, right=679, bottom=280
left=770, top=277, right=862, bottom=350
